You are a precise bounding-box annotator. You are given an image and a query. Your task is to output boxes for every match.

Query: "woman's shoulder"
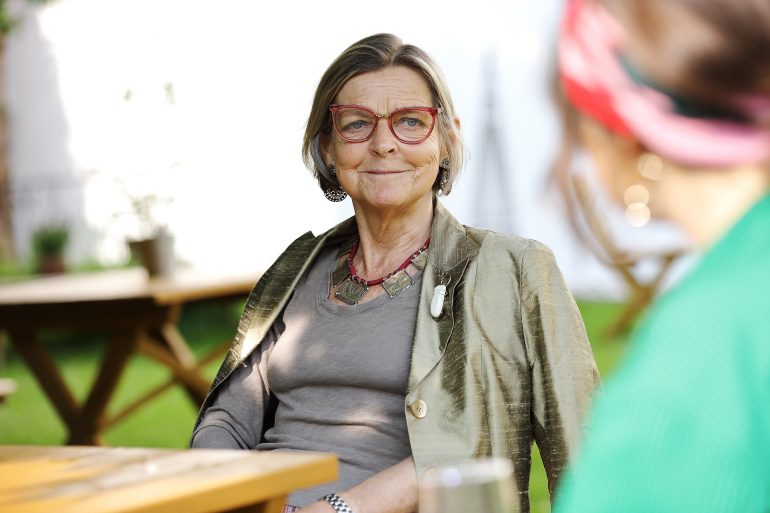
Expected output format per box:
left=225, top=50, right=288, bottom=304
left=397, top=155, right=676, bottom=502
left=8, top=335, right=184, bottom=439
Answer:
left=277, top=217, right=357, bottom=256
left=461, top=227, right=573, bottom=299
left=435, top=202, right=554, bottom=265
left=463, top=226, right=557, bottom=265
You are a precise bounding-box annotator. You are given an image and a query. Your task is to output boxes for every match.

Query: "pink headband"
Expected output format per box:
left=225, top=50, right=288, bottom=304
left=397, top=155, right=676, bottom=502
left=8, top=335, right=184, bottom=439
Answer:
left=558, top=0, right=770, bottom=168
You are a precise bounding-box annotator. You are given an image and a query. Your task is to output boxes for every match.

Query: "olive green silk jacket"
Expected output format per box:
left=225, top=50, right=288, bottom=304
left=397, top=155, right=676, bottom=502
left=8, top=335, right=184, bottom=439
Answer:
left=194, top=201, right=599, bottom=511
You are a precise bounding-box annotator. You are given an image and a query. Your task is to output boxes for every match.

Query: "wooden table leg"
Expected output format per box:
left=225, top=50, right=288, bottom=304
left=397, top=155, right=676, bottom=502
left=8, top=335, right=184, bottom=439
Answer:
left=137, top=329, right=210, bottom=405
left=144, top=316, right=211, bottom=405
left=605, top=284, right=652, bottom=338
left=604, top=253, right=680, bottom=338
left=0, top=331, right=7, bottom=369
left=157, top=321, right=197, bottom=367
left=68, top=328, right=139, bottom=445
left=161, top=322, right=213, bottom=401
left=7, top=328, right=81, bottom=429
left=105, top=336, right=229, bottom=430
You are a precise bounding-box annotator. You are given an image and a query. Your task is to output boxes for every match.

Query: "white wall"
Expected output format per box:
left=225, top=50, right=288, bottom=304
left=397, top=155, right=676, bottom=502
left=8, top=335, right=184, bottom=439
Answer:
left=4, top=0, right=690, bottom=299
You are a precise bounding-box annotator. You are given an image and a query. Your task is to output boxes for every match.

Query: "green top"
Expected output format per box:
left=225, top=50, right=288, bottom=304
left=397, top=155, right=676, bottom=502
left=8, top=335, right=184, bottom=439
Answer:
left=555, top=193, right=770, bottom=512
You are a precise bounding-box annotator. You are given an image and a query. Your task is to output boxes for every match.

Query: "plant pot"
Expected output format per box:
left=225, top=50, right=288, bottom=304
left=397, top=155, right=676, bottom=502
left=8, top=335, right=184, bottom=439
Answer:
left=128, top=234, right=175, bottom=277
left=36, top=254, right=67, bottom=274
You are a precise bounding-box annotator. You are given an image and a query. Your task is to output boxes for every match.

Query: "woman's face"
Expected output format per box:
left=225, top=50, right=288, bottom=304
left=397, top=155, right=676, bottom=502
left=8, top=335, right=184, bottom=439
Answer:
left=322, top=66, right=445, bottom=214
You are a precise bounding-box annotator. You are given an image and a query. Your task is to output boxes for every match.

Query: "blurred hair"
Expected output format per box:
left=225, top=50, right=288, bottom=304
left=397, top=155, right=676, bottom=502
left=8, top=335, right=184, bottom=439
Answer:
left=551, top=0, right=770, bottom=241
left=607, top=0, right=770, bottom=127
left=302, top=33, right=466, bottom=196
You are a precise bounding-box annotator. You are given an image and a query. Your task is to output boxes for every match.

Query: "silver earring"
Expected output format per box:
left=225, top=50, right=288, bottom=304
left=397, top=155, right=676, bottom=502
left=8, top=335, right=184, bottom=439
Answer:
left=637, top=153, right=664, bottom=181
left=438, top=159, right=450, bottom=195
left=623, top=152, right=664, bottom=227
left=323, top=164, right=347, bottom=202
left=623, top=184, right=651, bottom=227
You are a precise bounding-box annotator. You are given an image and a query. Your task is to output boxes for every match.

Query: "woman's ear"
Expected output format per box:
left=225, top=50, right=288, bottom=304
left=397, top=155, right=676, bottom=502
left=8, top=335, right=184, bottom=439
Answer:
left=441, top=116, right=462, bottom=156
left=448, top=116, right=461, bottom=145
left=319, top=133, right=333, bottom=166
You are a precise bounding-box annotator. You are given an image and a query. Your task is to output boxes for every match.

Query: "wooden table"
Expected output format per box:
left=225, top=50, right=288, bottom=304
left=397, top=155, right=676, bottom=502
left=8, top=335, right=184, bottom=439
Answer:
left=0, top=268, right=259, bottom=445
left=0, top=445, right=337, bottom=513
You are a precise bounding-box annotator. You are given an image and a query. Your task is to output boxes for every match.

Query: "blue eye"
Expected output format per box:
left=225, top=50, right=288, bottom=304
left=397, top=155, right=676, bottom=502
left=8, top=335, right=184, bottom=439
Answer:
left=341, top=118, right=373, bottom=133
left=395, top=116, right=426, bottom=129
left=348, top=120, right=366, bottom=130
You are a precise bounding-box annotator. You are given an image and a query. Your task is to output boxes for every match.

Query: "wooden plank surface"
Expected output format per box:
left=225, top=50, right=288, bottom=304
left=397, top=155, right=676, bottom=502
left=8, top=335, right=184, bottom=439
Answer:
left=0, top=446, right=337, bottom=513
left=0, top=268, right=259, bottom=307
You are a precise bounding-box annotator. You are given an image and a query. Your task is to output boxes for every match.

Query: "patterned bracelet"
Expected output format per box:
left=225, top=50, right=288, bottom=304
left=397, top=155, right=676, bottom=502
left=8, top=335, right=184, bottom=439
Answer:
left=321, top=493, right=354, bottom=513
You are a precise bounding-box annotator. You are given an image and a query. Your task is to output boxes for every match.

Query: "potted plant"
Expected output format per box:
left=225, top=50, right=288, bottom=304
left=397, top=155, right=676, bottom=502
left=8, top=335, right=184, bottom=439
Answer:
left=31, top=225, right=69, bottom=274
left=124, top=191, right=176, bottom=277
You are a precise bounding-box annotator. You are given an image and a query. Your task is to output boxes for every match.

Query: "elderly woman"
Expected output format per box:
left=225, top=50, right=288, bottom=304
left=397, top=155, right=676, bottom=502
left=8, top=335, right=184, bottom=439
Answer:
left=552, top=0, right=770, bottom=512
left=192, top=33, right=599, bottom=513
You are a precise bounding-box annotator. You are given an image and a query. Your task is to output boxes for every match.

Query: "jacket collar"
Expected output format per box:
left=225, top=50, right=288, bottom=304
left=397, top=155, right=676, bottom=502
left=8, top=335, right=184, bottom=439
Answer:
left=427, top=200, right=470, bottom=279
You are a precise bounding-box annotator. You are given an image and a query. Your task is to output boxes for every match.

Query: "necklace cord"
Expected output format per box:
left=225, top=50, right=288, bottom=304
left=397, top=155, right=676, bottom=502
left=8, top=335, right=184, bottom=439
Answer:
left=347, top=237, right=431, bottom=286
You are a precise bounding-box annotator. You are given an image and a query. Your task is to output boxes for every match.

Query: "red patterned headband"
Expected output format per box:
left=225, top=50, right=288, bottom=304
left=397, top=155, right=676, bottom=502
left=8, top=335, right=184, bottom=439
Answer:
left=558, top=0, right=770, bottom=168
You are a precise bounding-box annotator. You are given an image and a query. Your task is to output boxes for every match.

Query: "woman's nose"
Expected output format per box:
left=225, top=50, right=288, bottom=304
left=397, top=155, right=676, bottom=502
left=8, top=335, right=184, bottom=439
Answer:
left=369, top=120, right=398, bottom=156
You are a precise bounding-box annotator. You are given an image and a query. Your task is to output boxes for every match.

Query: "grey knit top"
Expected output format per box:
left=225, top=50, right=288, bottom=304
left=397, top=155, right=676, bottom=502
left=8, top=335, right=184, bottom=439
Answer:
left=191, top=246, right=422, bottom=506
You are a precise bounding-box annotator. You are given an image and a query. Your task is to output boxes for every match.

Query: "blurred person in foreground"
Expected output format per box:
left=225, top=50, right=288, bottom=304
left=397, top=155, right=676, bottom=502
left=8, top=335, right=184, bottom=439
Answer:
left=552, top=0, right=770, bottom=511
left=191, top=33, right=599, bottom=513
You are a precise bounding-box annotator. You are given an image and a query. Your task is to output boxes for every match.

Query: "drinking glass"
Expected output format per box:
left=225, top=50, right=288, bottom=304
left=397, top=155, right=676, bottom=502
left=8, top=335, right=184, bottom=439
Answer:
left=418, top=458, right=517, bottom=513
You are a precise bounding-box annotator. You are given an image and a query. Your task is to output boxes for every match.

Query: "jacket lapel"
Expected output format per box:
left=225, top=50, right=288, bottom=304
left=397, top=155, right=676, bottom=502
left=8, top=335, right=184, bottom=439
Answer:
left=238, top=217, right=358, bottom=361
left=211, top=217, right=357, bottom=390
left=408, top=201, right=473, bottom=390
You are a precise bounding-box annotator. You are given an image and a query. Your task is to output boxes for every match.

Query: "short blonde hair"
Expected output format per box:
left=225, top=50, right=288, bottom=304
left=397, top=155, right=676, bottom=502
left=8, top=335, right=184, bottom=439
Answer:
left=302, top=33, right=466, bottom=196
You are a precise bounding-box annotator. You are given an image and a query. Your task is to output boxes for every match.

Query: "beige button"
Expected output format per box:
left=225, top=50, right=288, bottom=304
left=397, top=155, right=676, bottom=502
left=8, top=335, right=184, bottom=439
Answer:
left=410, top=400, right=428, bottom=418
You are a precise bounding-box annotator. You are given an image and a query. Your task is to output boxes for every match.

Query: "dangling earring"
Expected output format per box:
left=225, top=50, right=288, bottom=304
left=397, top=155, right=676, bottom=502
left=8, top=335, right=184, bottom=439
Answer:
left=637, top=152, right=664, bottom=181
left=623, top=184, right=650, bottom=227
left=624, top=152, right=663, bottom=227
left=438, top=158, right=450, bottom=195
left=323, top=164, right=347, bottom=202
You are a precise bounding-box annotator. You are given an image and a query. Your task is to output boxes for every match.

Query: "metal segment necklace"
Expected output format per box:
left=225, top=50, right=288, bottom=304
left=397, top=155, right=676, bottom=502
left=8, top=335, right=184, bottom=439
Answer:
left=333, top=238, right=430, bottom=305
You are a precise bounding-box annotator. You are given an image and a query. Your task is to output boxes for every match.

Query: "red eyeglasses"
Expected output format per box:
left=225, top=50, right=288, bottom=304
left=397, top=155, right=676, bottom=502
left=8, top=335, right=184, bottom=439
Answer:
left=330, top=104, right=441, bottom=144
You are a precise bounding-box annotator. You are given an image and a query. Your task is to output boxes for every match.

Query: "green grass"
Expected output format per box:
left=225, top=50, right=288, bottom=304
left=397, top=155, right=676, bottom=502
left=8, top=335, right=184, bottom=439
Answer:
left=0, top=300, right=633, bottom=511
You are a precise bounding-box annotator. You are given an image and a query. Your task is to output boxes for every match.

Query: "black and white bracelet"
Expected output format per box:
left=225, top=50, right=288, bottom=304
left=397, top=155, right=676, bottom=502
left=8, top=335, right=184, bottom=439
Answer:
left=321, top=493, right=354, bottom=513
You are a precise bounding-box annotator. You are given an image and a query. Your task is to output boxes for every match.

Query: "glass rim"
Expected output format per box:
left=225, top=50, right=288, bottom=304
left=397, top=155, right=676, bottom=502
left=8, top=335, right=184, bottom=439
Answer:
left=419, top=458, right=513, bottom=489
left=329, top=103, right=441, bottom=144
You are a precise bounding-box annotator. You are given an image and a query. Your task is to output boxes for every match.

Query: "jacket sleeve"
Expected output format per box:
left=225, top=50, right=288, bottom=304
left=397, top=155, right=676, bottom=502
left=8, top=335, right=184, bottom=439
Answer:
left=190, top=319, right=283, bottom=449
left=519, top=240, right=600, bottom=496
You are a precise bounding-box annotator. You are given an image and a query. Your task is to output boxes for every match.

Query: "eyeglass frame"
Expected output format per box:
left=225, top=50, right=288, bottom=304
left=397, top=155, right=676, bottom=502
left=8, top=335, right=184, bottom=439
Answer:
left=329, top=104, right=442, bottom=145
